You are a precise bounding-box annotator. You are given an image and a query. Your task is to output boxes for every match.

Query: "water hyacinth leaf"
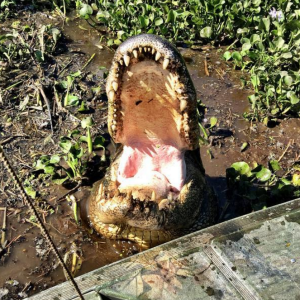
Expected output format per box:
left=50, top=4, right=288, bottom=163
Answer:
left=25, top=186, right=36, bottom=199
left=52, top=176, right=68, bottom=185
left=269, top=160, right=281, bottom=172
left=223, top=51, right=231, bottom=61
left=231, top=162, right=251, bottom=176
left=256, top=167, right=271, bottom=182
left=154, top=18, right=164, bottom=26
left=209, top=117, right=217, bottom=128
left=251, top=75, right=260, bottom=88
left=200, top=26, right=212, bottom=38
left=166, top=10, right=177, bottom=23
left=232, top=51, right=242, bottom=61
left=281, top=52, right=292, bottom=59
left=281, top=178, right=291, bottom=185
left=44, top=165, right=55, bottom=175
left=50, top=28, right=61, bottom=43
left=79, top=4, right=93, bottom=19
left=50, top=155, right=60, bottom=164
left=139, top=16, right=149, bottom=28
left=242, top=42, right=251, bottom=51
left=287, top=91, right=300, bottom=104
left=274, top=37, right=285, bottom=49
left=259, top=17, right=270, bottom=32
left=81, top=117, right=94, bottom=128
left=292, top=173, right=300, bottom=186
left=284, top=75, right=293, bottom=86
left=241, top=142, right=248, bottom=152
left=67, top=94, right=79, bottom=106
left=59, top=138, right=73, bottom=153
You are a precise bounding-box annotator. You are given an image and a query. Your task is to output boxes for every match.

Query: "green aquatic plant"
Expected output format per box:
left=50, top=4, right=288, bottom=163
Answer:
left=34, top=125, right=107, bottom=183
left=226, top=160, right=300, bottom=210
left=76, top=0, right=300, bottom=121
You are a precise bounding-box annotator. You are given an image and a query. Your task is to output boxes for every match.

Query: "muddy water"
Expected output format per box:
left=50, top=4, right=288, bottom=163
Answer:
left=1, top=14, right=300, bottom=297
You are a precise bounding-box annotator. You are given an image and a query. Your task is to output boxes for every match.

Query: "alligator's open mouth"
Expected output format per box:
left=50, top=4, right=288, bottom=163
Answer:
left=87, top=35, right=214, bottom=246
left=106, top=34, right=199, bottom=202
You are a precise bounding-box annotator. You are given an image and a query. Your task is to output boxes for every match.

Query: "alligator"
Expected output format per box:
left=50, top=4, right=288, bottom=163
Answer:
left=87, top=34, right=217, bottom=247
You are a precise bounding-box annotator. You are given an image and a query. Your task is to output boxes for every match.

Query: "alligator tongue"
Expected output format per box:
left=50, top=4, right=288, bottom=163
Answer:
left=117, top=144, right=186, bottom=200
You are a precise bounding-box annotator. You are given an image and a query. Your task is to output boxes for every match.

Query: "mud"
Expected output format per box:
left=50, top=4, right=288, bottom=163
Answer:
left=0, top=10, right=299, bottom=299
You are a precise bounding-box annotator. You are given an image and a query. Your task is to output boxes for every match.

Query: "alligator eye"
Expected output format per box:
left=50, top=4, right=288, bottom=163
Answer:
left=135, top=100, right=142, bottom=106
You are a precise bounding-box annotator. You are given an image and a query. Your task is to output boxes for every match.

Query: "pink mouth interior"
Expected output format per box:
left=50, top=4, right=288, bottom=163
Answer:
left=117, top=144, right=186, bottom=200
left=115, top=60, right=188, bottom=200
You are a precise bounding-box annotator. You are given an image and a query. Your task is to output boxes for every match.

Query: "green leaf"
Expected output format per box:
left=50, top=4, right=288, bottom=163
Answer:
left=292, top=173, right=300, bottom=186
left=166, top=10, right=177, bottom=24
left=269, top=160, right=281, bottom=172
left=284, top=75, right=293, bottom=86
left=231, top=162, right=251, bottom=176
left=154, top=18, right=164, bottom=26
left=281, top=52, right=292, bottom=59
left=25, top=186, right=36, bottom=199
left=259, top=17, right=270, bottom=32
left=59, top=138, right=73, bottom=153
left=223, top=51, right=231, bottom=61
left=209, top=117, right=217, bottom=128
left=232, top=51, right=242, bottom=61
left=81, top=117, right=94, bottom=128
left=50, top=155, right=60, bottom=164
left=250, top=34, right=260, bottom=44
left=240, top=142, right=248, bottom=152
left=79, top=4, right=93, bottom=19
left=256, top=167, right=271, bottom=182
left=67, top=94, right=79, bottom=106
left=44, top=165, right=55, bottom=175
left=200, top=26, right=212, bottom=38
left=287, top=91, right=299, bottom=105
left=242, top=42, right=251, bottom=51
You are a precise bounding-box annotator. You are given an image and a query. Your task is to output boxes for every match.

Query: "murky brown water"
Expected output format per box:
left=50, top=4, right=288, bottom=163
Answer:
left=1, top=12, right=300, bottom=298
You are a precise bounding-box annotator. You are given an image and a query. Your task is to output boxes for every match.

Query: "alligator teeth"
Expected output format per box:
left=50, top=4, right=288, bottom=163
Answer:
left=151, top=191, right=156, bottom=201
left=133, top=50, right=138, bottom=58
left=152, top=48, right=156, bottom=55
left=180, top=99, right=187, bottom=112
left=144, top=47, right=148, bottom=52
left=98, top=183, right=104, bottom=197
left=139, top=47, right=143, bottom=53
left=148, top=48, right=151, bottom=52
left=163, top=58, right=170, bottom=70
left=159, top=199, right=169, bottom=210
left=108, top=90, right=115, bottom=102
left=184, top=124, right=190, bottom=132
left=112, top=81, right=118, bottom=92
left=111, top=124, right=116, bottom=131
left=126, top=190, right=132, bottom=199
left=123, top=54, right=130, bottom=66
left=155, top=52, right=161, bottom=61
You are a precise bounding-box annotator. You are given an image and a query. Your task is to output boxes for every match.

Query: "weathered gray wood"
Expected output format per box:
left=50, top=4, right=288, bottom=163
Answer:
left=27, top=198, right=300, bottom=300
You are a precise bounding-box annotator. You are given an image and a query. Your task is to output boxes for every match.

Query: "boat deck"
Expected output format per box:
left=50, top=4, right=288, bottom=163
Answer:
left=27, top=198, right=300, bottom=300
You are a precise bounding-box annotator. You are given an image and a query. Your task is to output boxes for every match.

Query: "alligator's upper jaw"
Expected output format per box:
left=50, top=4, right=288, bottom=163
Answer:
left=105, top=34, right=199, bottom=203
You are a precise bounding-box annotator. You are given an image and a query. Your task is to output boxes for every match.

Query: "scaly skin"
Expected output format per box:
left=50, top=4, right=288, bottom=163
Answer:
left=87, top=34, right=217, bottom=248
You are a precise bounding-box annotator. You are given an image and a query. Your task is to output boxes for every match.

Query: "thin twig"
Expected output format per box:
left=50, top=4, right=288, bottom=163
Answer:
left=278, top=139, right=293, bottom=162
